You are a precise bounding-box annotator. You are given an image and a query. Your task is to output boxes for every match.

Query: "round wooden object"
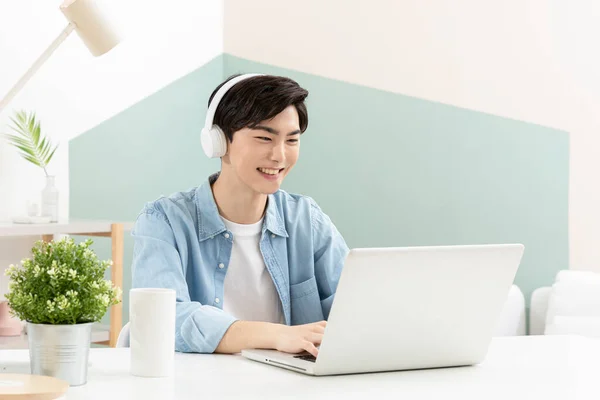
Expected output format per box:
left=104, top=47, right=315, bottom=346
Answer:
left=0, top=374, right=68, bottom=400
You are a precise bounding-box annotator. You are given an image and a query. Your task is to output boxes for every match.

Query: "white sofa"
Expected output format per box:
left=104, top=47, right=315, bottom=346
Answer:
left=530, top=270, right=600, bottom=337
left=494, top=284, right=526, bottom=336
left=529, top=286, right=552, bottom=335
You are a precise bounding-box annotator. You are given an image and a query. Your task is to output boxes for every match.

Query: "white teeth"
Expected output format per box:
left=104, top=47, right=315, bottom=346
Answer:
left=258, top=168, right=280, bottom=175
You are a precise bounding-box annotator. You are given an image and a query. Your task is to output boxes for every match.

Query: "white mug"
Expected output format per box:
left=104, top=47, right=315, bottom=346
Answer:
left=129, top=288, right=176, bottom=377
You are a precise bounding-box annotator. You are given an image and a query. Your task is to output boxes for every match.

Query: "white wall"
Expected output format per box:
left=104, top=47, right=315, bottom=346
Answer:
left=0, top=0, right=224, bottom=294
left=225, top=0, right=600, bottom=272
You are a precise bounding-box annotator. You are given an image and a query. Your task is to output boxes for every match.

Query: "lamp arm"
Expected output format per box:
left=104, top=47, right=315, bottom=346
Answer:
left=0, top=22, right=76, bottom=114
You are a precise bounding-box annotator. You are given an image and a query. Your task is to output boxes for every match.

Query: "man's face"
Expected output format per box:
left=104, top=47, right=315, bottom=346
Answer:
left=222, top=105, right=301, bottom=195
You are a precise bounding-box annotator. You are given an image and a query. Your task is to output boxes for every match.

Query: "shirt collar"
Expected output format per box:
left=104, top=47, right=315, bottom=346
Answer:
left=196, top=172, right=289, bottom=241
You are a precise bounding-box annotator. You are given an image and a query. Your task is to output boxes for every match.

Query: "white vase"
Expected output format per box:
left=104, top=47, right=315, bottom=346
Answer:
left=41, top=175, right=59, bottom=222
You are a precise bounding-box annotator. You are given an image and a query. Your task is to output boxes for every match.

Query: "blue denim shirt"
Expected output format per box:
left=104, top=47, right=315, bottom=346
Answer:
left=131, top=173, right=349, bottom=353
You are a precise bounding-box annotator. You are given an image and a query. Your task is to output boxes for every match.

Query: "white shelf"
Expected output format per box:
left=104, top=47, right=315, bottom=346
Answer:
left=0, top=324, right=110, bottom=350
left=0, top=220, right=134, bottom=238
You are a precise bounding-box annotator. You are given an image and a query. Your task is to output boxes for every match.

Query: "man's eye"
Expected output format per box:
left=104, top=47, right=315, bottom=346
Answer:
left=287, top=139, right=299, bottom=143
left=257, top=137, right=271, bottom=141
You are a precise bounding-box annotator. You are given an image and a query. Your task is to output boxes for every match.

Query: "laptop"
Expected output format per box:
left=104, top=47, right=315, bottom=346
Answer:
left=242, top=243, right=524, bottom=375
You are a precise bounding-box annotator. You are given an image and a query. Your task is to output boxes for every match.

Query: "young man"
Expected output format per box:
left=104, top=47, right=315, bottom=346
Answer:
left=131, top=74, right=349, bottom=357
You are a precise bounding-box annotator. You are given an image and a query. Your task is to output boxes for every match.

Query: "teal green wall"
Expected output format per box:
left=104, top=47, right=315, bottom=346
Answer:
left=70, top=53, right=569, bottom=326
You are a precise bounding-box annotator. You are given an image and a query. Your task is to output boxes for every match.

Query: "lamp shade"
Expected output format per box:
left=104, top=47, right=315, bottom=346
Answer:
left=60, top=0, right=121, bottom=57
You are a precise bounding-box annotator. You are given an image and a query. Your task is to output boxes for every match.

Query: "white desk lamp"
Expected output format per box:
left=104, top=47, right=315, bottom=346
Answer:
left=0, top=0, right=121, bottom=113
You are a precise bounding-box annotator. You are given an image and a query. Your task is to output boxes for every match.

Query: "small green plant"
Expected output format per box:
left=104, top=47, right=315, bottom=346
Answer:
left=4, top=237, right=121, bottom=325
left=3, top=110, right=58, bottom=177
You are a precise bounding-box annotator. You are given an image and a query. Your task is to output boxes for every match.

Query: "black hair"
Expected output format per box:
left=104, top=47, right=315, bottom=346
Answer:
left=208, top=74, right=309, bottom=141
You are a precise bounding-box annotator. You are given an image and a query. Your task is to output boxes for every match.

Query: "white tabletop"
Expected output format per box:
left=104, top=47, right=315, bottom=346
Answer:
left=1, top=335, right=599, bottom=399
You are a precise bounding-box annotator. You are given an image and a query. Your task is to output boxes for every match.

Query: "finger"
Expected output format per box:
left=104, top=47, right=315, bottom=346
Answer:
left=312, top=325, right=326, bottom=334
left=310, top=321, right=326, bottom=331
left=303, top=340, right=319, bottom=358
left=308, top=332, right=323, bottom=345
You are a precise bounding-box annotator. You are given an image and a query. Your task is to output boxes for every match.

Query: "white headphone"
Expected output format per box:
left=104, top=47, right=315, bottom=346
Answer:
left=201, top=73, right=265, bottom=158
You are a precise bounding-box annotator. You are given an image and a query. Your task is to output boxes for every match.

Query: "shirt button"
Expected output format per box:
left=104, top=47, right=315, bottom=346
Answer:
left=224, top=233, right=230, bottom=239
left=218, top=263, right=225, bottom=269
left=271, top=234, right=275, bottom=238
left=215, top=298, right=220, bottom=304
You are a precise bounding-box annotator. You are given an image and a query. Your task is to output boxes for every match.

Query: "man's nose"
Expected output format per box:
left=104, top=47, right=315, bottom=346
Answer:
left=270, top=142, right=285, bottom=162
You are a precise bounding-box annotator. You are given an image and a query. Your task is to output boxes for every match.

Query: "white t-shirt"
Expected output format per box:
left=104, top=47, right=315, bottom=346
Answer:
left=221, top=216, right=285, bottom=324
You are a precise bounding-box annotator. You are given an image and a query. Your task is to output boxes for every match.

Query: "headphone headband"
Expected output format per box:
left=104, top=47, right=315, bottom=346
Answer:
left=201, top=73, right=265, bottom=158
left=204, top=73, right=265, bottom=131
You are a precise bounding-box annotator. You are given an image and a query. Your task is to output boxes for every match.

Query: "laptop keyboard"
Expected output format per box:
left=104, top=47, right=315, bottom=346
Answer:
left=294, top=354, right=317, bottom=363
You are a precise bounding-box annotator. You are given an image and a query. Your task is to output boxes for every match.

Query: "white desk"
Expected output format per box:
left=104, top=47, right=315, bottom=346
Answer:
left=1, top=335, right=599, bottom=399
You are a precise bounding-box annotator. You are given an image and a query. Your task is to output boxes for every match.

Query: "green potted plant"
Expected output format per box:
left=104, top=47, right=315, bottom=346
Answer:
left=4, top=237, right=121, bottom=386
left=4, top=110, right=59, bottom=222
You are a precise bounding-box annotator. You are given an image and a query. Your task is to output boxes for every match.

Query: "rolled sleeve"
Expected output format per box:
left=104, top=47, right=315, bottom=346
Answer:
left=131, top=207, right=238, bottom=353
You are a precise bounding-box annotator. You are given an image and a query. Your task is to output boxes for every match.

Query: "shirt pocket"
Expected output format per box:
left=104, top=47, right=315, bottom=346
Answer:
left=289, top=275, right=324, bottom=325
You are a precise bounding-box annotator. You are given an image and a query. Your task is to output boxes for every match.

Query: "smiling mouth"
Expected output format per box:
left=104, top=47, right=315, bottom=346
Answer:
left=257, top=167, right=284, bottom=175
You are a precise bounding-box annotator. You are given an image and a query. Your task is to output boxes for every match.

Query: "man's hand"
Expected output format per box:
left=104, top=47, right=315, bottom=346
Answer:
left=274, top=321, right=326, bottom=357
left=215, top=320, right=327, bottom=356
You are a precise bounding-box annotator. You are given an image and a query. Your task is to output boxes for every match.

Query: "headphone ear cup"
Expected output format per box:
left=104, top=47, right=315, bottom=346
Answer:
left=211, top=126, right=227, bottom=157
left=201, top=125, right=227, bottom=158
